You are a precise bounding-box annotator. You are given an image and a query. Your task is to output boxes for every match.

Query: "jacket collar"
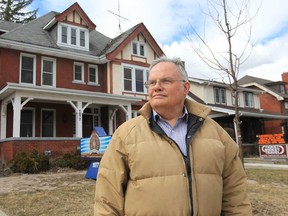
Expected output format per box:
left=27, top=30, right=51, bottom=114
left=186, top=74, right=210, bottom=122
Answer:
left=139, top=99, right=211, bottom=121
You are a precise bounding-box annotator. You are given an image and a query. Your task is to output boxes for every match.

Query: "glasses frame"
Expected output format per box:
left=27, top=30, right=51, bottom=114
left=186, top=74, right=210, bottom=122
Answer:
left=144, top=78, right=186, bottom=89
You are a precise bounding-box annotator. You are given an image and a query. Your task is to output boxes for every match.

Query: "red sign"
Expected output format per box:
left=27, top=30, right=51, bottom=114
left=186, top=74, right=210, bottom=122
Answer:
left=257, top=134, right=285, bottom=145
left=259, top=144, right=288, bottom=158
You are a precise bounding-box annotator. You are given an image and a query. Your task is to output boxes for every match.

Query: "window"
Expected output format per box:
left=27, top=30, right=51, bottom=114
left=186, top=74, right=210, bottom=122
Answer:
left=214, top=87, right=226, bottom=104
left=88, top=65, right=99, bottom=85
left=42, top=57, right=56, bottom=86
left=20, top=53, right=36, bottom=84
left=80, top=30, right=85, bottom=47
left=135, top=69, right=144, bottom=92
left=41, top=109, right=55, bottom=137
left=58, top=23, right=89, bottom=50
left=61, top=26, right=67, bottom=43
left=124, top=67, right=132, bottom=91
left=244, top=92, right=254, bottom=107
left=71, top=28, right=77, bottom=45
left=20, top=109, right=34, bottom=137
left=123, top=65, right=148, bottom=93
left=74, top=62, right=84, bottom=83
left=131, top=41, right=145, bottom=57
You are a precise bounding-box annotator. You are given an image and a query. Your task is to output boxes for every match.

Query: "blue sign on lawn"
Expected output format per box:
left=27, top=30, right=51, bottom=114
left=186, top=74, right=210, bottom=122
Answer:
left=80, top=127, right=111, bottom=160
left=80, top=127, right=112, bottom=180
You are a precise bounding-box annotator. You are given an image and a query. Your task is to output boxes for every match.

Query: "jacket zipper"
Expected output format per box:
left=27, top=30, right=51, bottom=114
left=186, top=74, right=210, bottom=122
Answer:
left=149, top=117, right=203, bottom=215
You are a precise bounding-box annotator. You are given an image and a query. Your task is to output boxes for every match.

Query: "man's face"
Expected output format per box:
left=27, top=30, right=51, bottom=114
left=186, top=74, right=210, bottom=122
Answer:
left=147, top=62, right=190, bottom=111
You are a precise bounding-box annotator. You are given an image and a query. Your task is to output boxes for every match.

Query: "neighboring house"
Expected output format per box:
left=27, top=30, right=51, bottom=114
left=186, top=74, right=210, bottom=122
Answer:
left=238, top=75, right=288, bottom=135
left=188, top=77, right=288, bottom=152
left=0, top=2, right=164, bottom=162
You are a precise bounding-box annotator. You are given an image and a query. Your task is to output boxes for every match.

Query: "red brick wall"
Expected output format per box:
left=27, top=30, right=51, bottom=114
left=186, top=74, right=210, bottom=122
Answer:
left=259, top=93, right=283, bottom=134
left=0, top=138, right=80, bottom=162
left=260, top=93, right=282, bottom=113
left=0, top=48, right=108, bottom=93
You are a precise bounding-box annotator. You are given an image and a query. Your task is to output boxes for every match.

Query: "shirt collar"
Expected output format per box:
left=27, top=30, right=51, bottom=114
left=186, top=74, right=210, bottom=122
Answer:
left=153, top=106, right=188, bottom=122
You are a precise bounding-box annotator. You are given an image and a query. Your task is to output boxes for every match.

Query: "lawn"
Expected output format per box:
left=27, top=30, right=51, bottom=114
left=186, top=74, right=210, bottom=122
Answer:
left=0, top=168, right=287, bottom=215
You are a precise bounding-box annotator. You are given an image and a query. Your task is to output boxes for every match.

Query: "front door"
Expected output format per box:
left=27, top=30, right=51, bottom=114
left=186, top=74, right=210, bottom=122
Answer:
left=82, top=114, right=93, bottom=138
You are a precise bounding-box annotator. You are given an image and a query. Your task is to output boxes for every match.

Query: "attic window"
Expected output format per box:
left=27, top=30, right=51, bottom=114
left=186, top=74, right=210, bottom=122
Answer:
left=58, top=23, right=89, bottom=50
left=132, top=41, right=145, bottom=57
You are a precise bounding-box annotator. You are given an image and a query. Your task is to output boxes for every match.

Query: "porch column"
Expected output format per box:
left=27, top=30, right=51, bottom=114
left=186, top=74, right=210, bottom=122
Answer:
left=119, top=105, right=132, bottom=121
left=12, top=96, right=21, bottom=137
left=0, top=101, right=7, bottom=139
left=11, top=96, right=33, bottom=138
left=67, top=101, right=91, bottom=138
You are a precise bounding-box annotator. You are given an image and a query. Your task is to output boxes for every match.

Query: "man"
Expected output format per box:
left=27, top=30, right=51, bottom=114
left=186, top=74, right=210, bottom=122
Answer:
left=94, top=56, right=252, bottom=215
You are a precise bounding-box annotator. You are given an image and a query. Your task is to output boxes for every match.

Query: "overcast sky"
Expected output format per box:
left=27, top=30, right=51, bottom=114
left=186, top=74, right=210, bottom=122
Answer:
left=30, top=0, right=288, bottom=82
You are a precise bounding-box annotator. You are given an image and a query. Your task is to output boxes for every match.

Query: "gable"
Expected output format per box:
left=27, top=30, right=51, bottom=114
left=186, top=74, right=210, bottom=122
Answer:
left=55, top=2, right=96, bottom=30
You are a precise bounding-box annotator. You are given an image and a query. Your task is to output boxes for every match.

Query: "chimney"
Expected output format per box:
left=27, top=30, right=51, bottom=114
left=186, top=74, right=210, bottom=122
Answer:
left=282, top=72, right=288, bottom=89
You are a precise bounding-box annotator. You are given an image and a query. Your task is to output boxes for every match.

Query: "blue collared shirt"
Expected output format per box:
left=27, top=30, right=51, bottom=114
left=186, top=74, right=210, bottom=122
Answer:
left=153, top=107, right=188, bottom=156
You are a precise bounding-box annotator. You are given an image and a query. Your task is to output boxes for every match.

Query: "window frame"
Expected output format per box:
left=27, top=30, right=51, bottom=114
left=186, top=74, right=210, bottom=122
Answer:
left=20, top=108, right=35, bottom=137
left=123, top=64, right=148, bottom=93
left=57, top=23, right=89, bottom=50
left=213, top=87, right=226, bottom=104
left=41, top=57, right=56, bottom=87
left=73, top=62, right=85, bottom=84
left=20, top=53, right=36, bottom=85
left=88, top=64, right=99, bottom=85
left=131, top=41, right=146, bottom=57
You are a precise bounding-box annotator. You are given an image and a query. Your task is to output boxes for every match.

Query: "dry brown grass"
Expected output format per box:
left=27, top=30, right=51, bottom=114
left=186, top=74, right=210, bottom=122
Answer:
left=0, top=168, right=287, bottom=215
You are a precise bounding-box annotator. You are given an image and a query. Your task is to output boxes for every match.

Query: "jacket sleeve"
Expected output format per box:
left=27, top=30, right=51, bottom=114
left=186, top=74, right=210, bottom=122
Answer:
left=94, top=130, right=129, bottom=216
left=220, top=129, right=253, bottom=215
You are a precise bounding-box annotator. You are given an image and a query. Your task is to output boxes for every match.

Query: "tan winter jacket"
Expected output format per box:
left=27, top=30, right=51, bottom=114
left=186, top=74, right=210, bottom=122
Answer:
left=94, top=99, right=252, bottom=216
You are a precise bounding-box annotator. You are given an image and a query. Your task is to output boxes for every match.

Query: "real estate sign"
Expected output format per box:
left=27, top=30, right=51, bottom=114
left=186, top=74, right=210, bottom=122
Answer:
left=257, top=133, right=288, bottom=158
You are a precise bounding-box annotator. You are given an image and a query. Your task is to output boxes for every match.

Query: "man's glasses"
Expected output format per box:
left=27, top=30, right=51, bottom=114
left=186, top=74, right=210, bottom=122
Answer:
left=144, top=78, right=186, bottom=88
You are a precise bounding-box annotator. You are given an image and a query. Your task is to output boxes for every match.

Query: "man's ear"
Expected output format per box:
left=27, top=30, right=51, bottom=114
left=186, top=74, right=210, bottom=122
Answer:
left=184, top=81, right=190, bottom=94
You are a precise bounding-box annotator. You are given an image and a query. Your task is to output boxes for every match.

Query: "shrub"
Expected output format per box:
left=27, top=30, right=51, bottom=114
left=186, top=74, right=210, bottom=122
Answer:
left=53, top=150, right=89, bottom=170
left=11, top=150, right=50, bottom=174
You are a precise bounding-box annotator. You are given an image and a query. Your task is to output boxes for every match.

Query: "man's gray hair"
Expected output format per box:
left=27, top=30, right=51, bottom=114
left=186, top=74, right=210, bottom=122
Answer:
left=148, top=56, right=188, bottom=80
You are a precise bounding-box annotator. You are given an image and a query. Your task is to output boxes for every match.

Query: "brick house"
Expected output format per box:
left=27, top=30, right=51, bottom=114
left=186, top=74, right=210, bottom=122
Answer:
left=189, top=77, right=288, bottom=154
left=0, top=2, right=164, bottom=162
left=238, top=75, right=288, bottom=136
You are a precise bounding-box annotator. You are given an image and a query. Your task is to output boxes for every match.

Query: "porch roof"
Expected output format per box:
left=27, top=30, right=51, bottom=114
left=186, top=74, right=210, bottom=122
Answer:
left=0, top=83, right=142, bottom=105
left=208, top=105, right=288, bottom=120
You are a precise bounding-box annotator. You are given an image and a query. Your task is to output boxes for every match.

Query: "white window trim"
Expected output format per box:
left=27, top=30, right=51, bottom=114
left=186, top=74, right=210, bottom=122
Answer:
left=73, top=62, right=85, bottom=84
left=214, top=87, right=226, bottom=105
left=41, top=56, right=56, bottom=87
left=20, top=53, right=36, bottom=85
left=41, top=109, right=56, bottom=137
left=21, top=108, right=35, bottom=137
left=131, top=41, right=146, bottom=57
left=57, top=22, right=89, bottom=51
left=123, top=64, right=148, bottom=93
left=88, top=64, right=99, bottom=86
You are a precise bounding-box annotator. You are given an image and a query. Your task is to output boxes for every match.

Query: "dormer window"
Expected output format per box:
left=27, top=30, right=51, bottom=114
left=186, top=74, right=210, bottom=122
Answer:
left=132, top=41, right=145, bottom=57
left=58, top=23, right=89, bottom=50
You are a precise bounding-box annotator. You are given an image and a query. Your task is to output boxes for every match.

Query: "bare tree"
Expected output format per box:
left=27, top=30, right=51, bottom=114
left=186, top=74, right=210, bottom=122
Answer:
left=185, top=0, right=261, bottom=164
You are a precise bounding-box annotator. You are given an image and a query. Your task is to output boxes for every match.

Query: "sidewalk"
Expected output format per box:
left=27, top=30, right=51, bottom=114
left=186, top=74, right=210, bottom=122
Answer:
left=244, top=162, right=288, bottom=169
left=0, top=210, right=7, bottom=216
